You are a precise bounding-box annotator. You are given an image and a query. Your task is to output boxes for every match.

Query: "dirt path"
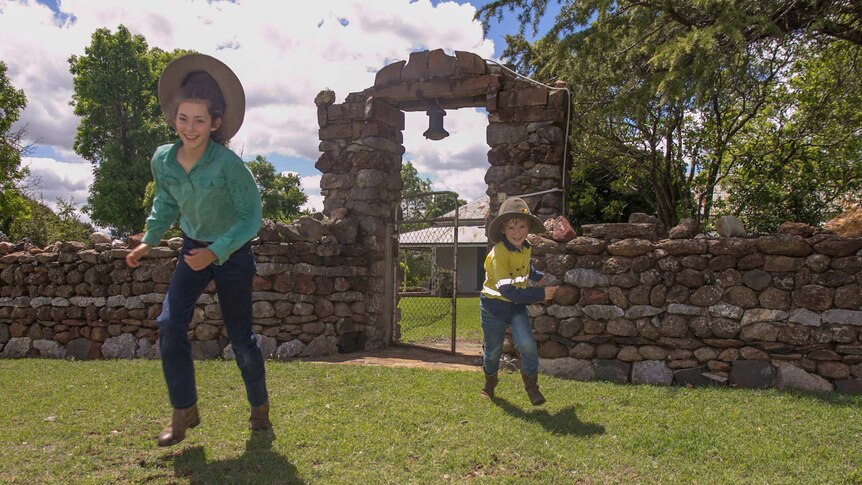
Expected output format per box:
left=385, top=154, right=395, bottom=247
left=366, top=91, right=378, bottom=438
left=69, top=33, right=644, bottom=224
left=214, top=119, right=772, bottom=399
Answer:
left=304, top=344, right=483, bottom=372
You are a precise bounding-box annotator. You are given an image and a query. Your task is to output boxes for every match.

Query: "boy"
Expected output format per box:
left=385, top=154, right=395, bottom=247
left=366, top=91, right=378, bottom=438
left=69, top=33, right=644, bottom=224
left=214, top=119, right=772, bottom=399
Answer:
left=480, top=197, right=558, bottom=405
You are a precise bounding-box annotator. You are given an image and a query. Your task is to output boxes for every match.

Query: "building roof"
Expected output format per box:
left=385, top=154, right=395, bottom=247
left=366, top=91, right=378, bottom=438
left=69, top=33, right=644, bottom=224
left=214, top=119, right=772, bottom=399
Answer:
left=439, top=195, right=490, bottom=222
left=399, top=195, right=490, bottom=246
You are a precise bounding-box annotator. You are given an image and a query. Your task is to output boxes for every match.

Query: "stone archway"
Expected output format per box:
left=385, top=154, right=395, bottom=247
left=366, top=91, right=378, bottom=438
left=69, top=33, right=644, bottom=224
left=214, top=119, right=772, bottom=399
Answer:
left=314, top=49, right=569, bottom=349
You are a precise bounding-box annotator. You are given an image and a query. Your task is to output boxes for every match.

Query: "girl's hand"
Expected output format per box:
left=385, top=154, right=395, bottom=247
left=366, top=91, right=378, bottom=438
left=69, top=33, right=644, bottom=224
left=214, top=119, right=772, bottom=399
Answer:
left=544, top=285, right=559, bottom=301
left=126, top=243, right=151, bottom=268
left=185, top=248, right=217, bottom=271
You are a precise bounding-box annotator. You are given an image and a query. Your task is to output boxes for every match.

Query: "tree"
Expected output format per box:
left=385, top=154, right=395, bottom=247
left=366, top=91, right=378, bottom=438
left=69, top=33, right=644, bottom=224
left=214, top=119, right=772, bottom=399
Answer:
left=478, top=0, right=862, bottom=229
left=0, top=61, right=31, bottom=235
left=400, top=160, right=433, bottom=195
left=8, top=196, right=93, bottom=248
left=400, top=161, right=465, bottom=221
left=720, top=41, right=862, bottom=232
left=246, top=155, right=307, bottom=222
left=69, top=25, right=189, bottom=235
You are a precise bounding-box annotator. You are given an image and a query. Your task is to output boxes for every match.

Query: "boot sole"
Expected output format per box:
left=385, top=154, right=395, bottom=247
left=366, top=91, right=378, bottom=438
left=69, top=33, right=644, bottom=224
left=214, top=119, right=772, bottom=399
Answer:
left=156, top=417, right=200, bottom=447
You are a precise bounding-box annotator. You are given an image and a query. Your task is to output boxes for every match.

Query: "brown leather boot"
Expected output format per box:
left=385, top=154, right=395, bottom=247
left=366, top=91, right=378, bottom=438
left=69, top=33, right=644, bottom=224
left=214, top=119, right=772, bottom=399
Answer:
left=520, top=371, right=546, bottom=406
left=480, top=372, right=499, bottom=398
left=157, top=403, right=200, bottom=447
left=249, top=402, right=272, bottom=431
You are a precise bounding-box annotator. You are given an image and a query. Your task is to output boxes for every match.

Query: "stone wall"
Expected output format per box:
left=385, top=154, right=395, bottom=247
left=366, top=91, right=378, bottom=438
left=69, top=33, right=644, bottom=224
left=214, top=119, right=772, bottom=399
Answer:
left=529, top=221, right=862, bottom=393
left=0, top=215, right=380, bottom=361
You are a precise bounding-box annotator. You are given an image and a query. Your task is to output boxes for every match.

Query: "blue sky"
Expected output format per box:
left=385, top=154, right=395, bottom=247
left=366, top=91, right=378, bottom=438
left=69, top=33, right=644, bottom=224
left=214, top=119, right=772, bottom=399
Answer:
left=3, top=0, right=559, bottom=220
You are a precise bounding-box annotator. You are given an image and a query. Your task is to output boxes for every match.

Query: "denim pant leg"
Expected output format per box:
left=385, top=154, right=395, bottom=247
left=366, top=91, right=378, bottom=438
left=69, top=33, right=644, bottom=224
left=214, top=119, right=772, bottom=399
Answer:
left=480, top=307, right=507, bottom=375
left=510, top=310, right=539, bottom=376
left=213, top=243, right=268, bottom=407
left=158, top=244, right=213, bottom=409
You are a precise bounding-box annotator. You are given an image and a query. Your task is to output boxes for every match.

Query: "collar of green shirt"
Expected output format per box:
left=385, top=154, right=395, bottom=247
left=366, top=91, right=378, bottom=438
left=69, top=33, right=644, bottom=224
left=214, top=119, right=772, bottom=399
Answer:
left=167, top=138, right=218, bottom=174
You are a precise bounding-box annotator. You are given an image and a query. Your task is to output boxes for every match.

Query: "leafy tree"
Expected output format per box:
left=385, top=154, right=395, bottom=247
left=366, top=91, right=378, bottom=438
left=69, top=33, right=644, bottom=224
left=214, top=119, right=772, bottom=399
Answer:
left=400, top=160, right=465, bottom=221
left=8, top=196, right=93, bottom=247
left=69, top=25, right=189, bottom=235
left=401, top=160, right=433, bottom=195
left=720, top=41, right=862, bottom=232
left=477, top=0, right=862, bottom=229
left=246, top=155, right=307, bottom=222
left=0, top=61, right=31, bottom=235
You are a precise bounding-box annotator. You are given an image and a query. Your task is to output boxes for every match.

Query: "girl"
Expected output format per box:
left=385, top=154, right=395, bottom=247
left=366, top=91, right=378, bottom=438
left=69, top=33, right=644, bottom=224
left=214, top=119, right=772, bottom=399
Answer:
left=126, top=54, right=270, bottom=446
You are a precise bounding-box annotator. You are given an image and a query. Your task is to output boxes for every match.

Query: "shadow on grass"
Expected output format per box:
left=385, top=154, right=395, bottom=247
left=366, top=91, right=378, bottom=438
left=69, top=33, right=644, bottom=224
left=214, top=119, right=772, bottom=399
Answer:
left=491, top=397, right=606, bottom=437
left=780, top=387, right=862, bottom=407
left=173, top=430, right=305, bottom=484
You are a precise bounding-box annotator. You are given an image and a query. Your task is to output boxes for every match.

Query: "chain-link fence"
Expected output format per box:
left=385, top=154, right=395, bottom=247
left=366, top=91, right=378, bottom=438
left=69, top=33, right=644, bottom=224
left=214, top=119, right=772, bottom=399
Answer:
left=395, top=192, right=459, bottom=351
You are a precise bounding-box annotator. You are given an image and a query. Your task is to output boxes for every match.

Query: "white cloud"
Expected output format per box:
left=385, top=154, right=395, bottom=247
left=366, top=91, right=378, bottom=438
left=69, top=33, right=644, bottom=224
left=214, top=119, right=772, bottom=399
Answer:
left=0, top=0, right=496, bottom=221
left=20, top=156, right=93, bottom=213
left=403, top=109, right=490, bottom=202
left=300, top=174, right=323, bottom=213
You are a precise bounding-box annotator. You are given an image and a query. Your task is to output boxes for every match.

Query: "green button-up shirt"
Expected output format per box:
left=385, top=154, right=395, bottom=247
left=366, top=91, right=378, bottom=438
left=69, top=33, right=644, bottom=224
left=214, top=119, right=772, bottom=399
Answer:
left=143, top=140, right=262, bottom=264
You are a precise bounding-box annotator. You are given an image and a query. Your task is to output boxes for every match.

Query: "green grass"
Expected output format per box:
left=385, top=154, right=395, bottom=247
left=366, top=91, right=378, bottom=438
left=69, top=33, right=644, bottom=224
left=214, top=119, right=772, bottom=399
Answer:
left=3, top=359, right=862, bottom=484
left=398, top=296, right=482, bottom=344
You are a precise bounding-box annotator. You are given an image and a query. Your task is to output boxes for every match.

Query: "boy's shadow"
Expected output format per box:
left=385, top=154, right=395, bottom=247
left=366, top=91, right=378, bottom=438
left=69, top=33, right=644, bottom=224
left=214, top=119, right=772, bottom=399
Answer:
left=172, top=431, right=305, bottom=484
left=491, top=397, right=605, bottom=437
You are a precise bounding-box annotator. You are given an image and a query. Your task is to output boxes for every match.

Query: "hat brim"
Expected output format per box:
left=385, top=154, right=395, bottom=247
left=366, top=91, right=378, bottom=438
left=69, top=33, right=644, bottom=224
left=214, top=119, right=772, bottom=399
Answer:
left=158, top=54, right=245, bottom=142
left=487, top=212, right=545, bottom=243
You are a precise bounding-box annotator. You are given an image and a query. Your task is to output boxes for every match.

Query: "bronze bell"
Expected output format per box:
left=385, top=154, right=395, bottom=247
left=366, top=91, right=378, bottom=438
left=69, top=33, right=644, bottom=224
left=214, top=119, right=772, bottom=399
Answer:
left=423, top=99, right=449, bottom=141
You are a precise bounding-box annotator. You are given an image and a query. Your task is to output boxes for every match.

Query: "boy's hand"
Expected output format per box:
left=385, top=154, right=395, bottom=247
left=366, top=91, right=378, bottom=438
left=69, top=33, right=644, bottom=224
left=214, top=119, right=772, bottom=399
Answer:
left=544, top=285, right=559, bottom=301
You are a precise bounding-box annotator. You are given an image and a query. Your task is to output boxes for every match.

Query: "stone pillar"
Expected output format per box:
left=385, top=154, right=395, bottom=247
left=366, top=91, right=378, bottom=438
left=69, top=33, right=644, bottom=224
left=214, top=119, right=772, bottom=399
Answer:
left=486, top=69, right=568, bottom=220
left=315, top=90, right=404, bottom=349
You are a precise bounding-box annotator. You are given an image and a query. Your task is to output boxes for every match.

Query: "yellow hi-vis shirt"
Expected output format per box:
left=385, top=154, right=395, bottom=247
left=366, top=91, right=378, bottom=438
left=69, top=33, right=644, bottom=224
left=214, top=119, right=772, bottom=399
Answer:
left=481, top=240, right=545, bottom=319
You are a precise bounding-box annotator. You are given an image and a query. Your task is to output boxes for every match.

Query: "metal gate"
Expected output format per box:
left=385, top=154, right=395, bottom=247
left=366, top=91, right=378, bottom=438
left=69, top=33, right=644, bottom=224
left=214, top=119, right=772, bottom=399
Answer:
left=393, top=191, right=459, bottom=353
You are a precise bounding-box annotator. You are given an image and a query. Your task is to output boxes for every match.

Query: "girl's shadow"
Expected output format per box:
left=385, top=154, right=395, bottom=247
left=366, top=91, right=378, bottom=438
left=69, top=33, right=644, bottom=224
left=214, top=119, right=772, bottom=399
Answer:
left=172, top=431, right=305, bottom=484
left=491, top=397, right=605, bottom=437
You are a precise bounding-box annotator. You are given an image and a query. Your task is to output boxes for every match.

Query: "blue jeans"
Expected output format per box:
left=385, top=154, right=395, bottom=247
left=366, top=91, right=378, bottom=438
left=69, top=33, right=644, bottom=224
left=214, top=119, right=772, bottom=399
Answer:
left=157, top=237, right=268, bottom=409
left=480, top=306, right=539, bottom=376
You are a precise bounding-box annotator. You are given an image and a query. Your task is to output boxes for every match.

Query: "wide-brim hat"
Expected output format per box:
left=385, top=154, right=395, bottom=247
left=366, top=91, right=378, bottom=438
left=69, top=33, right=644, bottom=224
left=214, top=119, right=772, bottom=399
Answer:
left=486, top=197, right=545, bottom=243
left=158, top=53, right=245, bottom=142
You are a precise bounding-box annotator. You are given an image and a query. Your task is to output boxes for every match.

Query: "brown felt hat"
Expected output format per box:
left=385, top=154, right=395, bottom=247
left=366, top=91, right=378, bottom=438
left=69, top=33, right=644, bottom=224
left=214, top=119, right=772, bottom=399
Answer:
left=158, top=53, right=245, bottom=142
left=486, top=197, right=545, bottom=243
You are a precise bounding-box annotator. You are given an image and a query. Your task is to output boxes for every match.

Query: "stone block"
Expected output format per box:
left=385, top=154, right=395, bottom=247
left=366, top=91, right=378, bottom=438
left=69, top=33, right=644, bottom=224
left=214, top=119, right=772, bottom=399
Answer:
left=276, top=340, right=306, bottom=360
left=775, top=361, right=833, bottom=392
left=486, top=123, right=528, bottom=146
left=101, top=333, right=136, bottom=359
left=402, top=50, right=431, bottom=81
left=716, top=216, right=746, bottom=237
left=427, top=49, right=456, bottom=79
left=0, top=337, right=32, bottom=358
left=454, top=50, right=486, bottom=76
left=191, top=340, right=221, bottom=360
left=729, top=360, right=776, bottom=389
left=814, top=237, right=862, bottom=257
left=755, top=235, right=813, bottom=257
left=365, top=97, right=404, bottom=129
left=835, top=379, right=862, bottom=394
left=302, top=335, right=338, bottom=357
left=374, top=60, right=405, bottom=86
left=498, top=87, right=548, bottom=108
left=538, top=357, right=594, bottom=381
left=631, top=360, right=673, bottom=385
left=581, top=223, right=659, bottom=241
left=318, top=122, right=354, bottom=140
left=673, top=366, right=725, bottom=387
left=594, top=359, right=630, bottom=383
